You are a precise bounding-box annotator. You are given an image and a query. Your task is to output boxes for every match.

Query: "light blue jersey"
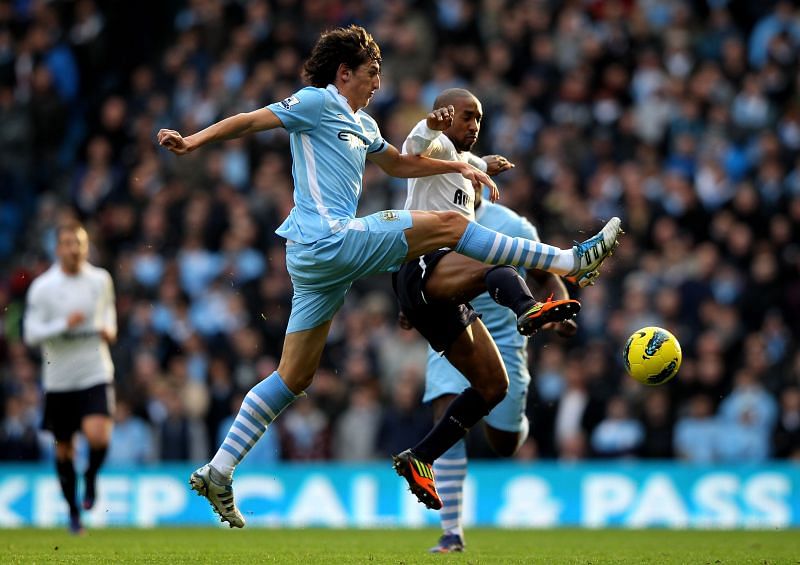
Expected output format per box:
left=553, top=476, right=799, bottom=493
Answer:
left=268, top=84, right=412, bottom=333
left=268, top=85, right=388, bottom=244
left=424, top=200, right=540, bottom=432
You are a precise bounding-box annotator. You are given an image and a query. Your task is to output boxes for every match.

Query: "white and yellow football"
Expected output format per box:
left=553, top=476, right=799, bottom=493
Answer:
left=623, top=326, right=682, bottom=386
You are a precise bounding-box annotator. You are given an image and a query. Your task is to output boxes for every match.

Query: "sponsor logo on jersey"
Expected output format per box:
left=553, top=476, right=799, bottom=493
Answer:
left=280, top=95, right=300, bottom=110
left=337, top=130, right=370, bottom=150
left=453, top=188, right=472, bottom=207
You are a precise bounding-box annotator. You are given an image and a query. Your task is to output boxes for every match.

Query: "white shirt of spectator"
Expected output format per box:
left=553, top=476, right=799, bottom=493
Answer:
left=402, top=118, right=488, bottom=221
left=24, top=262, right=117, bottom=392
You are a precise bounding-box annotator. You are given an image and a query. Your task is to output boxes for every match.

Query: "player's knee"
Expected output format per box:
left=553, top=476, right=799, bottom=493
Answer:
left=476, top=375, right=508, bottom=408
left=436, top=210, right=469, bottom=245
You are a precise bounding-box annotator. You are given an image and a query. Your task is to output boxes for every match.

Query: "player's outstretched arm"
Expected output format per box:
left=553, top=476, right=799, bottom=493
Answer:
left=368, top=144, right=500, bottom=201
left=157, top=107, right=283, bottom=155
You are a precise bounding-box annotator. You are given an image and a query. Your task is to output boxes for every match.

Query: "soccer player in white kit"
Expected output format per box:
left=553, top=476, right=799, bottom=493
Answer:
left=24, top=223, right=117, bottom=534
left=391, top=89, right=587, bottom=512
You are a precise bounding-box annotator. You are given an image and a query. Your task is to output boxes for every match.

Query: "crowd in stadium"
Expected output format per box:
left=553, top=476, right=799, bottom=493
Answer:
left=1, top=0, right=799, bottom=466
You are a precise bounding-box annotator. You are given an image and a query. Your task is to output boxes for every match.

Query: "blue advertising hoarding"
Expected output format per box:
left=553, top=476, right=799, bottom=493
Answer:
left=0, top=462, right=797, bottom=528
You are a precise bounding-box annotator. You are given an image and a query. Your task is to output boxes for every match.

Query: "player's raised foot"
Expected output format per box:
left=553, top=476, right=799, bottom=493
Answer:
left=392, top=450, right=442, bottom=510
left=565, top=217, right=623, bottom=288
left=82, top=475, right=96, bottom=510
left=68, top=509, right=84, bottom=535
left=517, top=296, right=581, bottom=336
left=189, top=464, right=245, bottom=528
left=429, top=533, right=465, bottom=553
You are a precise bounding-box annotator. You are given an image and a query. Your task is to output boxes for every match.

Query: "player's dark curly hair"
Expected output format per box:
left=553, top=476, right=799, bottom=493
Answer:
left=302, top=25, right=382, bottom=87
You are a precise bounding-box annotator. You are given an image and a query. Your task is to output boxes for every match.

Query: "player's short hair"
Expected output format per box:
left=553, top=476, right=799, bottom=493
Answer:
left=432, top=88, right=478, bottom=111
left=56, top=222, right=87, bottom=242
left=302, top=25, right=382, bottom=88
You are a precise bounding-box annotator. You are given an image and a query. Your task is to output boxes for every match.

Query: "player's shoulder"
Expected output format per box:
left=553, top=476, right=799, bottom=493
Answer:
left=277, top=86, right=326, bottom=110
left=27, top=265, right=59, bottom=295
left=84, top=263, right=113, bottom=282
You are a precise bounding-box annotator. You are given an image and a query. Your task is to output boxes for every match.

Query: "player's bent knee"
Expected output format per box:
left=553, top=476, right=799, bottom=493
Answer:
left=475, top=376, right=508, bottom=408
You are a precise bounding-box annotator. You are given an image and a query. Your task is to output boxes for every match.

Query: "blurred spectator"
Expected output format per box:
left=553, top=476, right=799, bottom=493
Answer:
left=106, top=399, right=154, bottom=465
left=773, top=387, right=800, bottom=459
left=590, top=396, right=644, bottom=458
left=0, top=396, right=41, bottom=461
left=639, top=389, right=674, bottom=459
left=279, top=397, right=330, bottom=461
left=332, top=383, right=383, bottom=461
left=376, top=369, right=431, bottom=458
left=674, top=395, right=719, bottom=463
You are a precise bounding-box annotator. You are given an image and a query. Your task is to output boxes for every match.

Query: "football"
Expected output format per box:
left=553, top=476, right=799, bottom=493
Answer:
left=623, top=326, right=682, bottom=386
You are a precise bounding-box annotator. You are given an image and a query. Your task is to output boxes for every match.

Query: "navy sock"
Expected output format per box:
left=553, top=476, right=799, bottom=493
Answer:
left=85, top=446, right=107, bottom=499
left=412, top=388, right=490, bottom=463
left=56, top=458, right=79, bottom=514
left=484, top=266, right=536, bottom=317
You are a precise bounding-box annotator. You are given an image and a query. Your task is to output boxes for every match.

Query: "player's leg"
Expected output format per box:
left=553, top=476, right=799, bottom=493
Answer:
left=79, top=384, right=114, bottom=511
left=423, top=253, right=580, bottom=335
left=395, top=319, right=507, bottom=509
left=429, top=394, right=467, bottom=553
left=195, top=320, right=331, bottom=528
left=482, top=346, right=533, bottom=457
left=44, top=390, right=83, bottom=533
left=404, top=210, right=622, bottom=287
left=193, top=214, right=408, bottom=527
left=54, top=438, right=82, bottom=533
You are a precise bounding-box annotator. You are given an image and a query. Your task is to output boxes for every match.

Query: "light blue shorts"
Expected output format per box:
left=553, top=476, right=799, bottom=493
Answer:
left=423, top=345, right=531, bottom=433
left=285, top=210, right=412, bottom=333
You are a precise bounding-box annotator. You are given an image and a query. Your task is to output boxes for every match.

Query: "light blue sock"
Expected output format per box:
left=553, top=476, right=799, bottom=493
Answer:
left=433, top=439, right=467, bottom=539
left=210, top=371, right=297, bottom=478
left=455, top=221, right=573, bottom=274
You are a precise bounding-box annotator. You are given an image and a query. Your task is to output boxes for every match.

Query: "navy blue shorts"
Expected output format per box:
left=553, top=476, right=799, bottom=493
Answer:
left=43, top=383, right=115, bottom=441
left=392, top=249, right=480, bottom=353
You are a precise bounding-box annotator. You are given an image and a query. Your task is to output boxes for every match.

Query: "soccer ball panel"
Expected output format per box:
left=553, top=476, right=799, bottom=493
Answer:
left=623, top=326, right=682, bottom=386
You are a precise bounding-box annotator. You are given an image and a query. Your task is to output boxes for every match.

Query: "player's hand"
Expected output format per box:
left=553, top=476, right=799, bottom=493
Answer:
left=98, top=328, right=115, bottom=343
left=398, top=311, right=413, bottom=330
left=426, top=105, right=454, bottom=131
left=157, top=129, right=192, bottom=155
left=483, top=155, right=515, bottom=176
left=66, top=312, right=85, bottom=329
left=458, top=164, right=499, bottom=202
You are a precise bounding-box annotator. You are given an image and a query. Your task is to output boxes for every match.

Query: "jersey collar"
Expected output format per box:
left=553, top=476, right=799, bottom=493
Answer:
left=326, top=84, right=357, bottom=116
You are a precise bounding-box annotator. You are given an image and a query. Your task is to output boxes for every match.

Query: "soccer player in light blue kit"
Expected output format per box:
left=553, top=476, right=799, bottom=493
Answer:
left=424, top=189, right=577, bottom=553
left=157, top=25, right=621, bottom=527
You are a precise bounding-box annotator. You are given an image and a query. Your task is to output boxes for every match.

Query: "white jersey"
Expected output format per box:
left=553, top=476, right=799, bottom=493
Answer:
left=402, top=119, right=487, bottom=220
left=24, top=263, right=117, bottom=392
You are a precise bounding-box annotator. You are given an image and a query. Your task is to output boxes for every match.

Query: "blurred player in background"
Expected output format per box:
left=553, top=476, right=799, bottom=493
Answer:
left=426, top=188, right=576, bottom=553
left=157, top=25, right=621, bottom=528
left=392, top=89, right=580, bottom=514
left=23, top=223, right=117, bottom=534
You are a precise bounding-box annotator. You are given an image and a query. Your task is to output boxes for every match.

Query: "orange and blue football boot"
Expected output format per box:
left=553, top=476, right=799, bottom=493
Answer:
left=392, top=449, right=442, bottom=510
left=517, top=295, right=581, bottom=336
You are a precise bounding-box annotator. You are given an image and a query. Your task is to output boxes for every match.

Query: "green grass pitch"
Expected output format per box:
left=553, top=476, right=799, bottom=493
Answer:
left=0, top=528, right=796, bottom=564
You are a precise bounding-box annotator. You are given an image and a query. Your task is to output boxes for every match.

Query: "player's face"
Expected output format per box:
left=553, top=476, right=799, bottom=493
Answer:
left=57, top=228, right=89, bottom=274
left=446, top=97, right=482, bottom=152
left=345, top=60, right=381, bottom=110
